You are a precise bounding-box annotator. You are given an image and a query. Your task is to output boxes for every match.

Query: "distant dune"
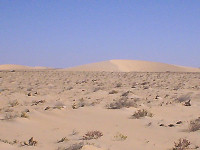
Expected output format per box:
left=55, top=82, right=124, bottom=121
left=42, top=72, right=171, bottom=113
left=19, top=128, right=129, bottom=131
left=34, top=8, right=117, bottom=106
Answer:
left=0, top=64, right=51, bottom=70
left=64, top=60, right=200, bottom=72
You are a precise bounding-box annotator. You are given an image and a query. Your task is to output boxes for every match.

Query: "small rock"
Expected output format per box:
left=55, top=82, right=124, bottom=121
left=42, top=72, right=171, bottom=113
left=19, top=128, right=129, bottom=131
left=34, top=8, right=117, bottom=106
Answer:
left=176, top=121, right=182, bottom=124
left=168, top=124, right=175, bottom=127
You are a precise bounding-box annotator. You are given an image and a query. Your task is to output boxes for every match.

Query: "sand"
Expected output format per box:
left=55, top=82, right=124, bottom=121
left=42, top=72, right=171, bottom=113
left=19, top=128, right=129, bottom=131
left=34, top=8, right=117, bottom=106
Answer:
left=0, top=64, right=51, bottom=70
left=65, top=60, right=200, bottom=72
left=0, top=61, right=200, bottom=150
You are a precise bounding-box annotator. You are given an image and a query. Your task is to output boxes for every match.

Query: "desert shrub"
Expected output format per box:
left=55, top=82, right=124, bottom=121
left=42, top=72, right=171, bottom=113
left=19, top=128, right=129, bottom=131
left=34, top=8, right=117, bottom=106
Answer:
left=172, top=138, right=190, bottom=150
left=131, top=109, right=153, bottom=119
left=0, top=139, right=18, bottom=145
left=31, top=100, right=45, bottom=106
left=109, top=90, right=118, bottom=94
left=121, top=91, right=130, bottom=97
left=72, top=98, right=85, bottom=109
left=21, top=112, right=29, bottom=118
left=57, top=137, right=69, bottom=143
left=113, top=132, right=127, bottom=141
left=115, top=83, right=122, bottom=88
left=20, top=137, right=37, bottom=146
left=106, top=97, right=137, bottom=109
left=188, top=117, right=200, bottom=132
left=82, top=131, right=103, bottom=140
left=9, top=100, right=19, bottom=107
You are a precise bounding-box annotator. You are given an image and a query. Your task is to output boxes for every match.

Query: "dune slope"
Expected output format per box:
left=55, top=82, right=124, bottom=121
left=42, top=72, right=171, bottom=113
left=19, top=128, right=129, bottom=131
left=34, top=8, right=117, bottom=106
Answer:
left=65, top=60, right=200, bottom=72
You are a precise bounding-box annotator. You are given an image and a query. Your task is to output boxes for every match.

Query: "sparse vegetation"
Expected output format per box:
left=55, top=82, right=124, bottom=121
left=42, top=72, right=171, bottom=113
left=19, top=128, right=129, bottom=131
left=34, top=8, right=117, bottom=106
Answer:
left=9, top=100, right=19, bottom=107
left=188, top=117, right=200, bottom=132
left=106, top=97, right=137, bottom=109
left=4, top=113, right=19, bottom=120
left=113, top=132, right=127, bottom=141
left=82, top=130, right=103, bottom=140
left=0, top=139, right=18, bottom=145
left=131, top=109, right=153, bottom=119
left=109, top=90, right=118, bottom=94
left=20, top=137, right=38, bottom=146
left=172, top=138, right=190, bottom=150
left=57, top=137, right=69, bottom=143
left=115, top=83, right=122, bottom=88
left=21, top=112, right=29, bottom=118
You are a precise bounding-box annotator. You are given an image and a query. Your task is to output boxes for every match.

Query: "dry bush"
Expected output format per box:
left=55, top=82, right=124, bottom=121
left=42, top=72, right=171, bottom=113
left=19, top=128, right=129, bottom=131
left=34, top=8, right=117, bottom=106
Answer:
left=72, top=98, right=85, bottom=109
left=131, top=109, right=153, bottom=119
left=109, top=90, right=118, bottom=94
left=31, top=100, right=45, bottom=106
left=115, top=83, right=122, bottom=88
left=21, top=112, right=29, bottom=118
left=20, top=137, right=37, bottom=146
left=172, top=138, right=190, bottom=150
left=82, top=131, right=103, bottom=140
left=0, top=139, right=18, bottom=145
left=106, top=97, right=137, bottom=109
left=113, top=132, right=127, bottom=141
left=57, top=137, right=69, bottom=143
left=121, top=91, right=130, bottom=97
left=188, top=117, right=200, bottom=132
left=9, top=100, right=19, bottom=107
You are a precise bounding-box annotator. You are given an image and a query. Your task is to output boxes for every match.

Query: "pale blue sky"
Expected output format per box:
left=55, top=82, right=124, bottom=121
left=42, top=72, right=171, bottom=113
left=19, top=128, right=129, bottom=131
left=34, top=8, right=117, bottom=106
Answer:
left=0, top=1, right=200, bottom=68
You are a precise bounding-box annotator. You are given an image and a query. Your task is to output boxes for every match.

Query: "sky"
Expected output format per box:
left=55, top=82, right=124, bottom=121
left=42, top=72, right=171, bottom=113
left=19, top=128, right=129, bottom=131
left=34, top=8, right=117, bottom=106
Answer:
left=0, top=0, right=200, bottom=68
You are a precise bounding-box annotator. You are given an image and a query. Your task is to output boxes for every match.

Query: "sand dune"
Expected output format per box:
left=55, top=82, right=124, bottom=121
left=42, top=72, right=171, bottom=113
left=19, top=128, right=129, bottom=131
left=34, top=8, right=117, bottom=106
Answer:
left=0, top=64, right=51, bottom=70
left=65, top=60, right=200, bottom=72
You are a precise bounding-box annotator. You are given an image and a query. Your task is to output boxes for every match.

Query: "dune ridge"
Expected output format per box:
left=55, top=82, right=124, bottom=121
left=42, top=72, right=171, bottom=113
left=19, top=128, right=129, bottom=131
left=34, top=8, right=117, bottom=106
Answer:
left=65, top=60, right=200, bottom=72
left=0, top=64, right=51, bottom=70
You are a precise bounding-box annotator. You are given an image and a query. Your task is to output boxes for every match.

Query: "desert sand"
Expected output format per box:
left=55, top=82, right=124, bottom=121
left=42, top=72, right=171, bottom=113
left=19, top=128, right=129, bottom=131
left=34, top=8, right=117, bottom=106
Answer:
left=0, top=64, right=51, bottom=70
left=65, top=60, right=200, bottom=72
left=0, top=60, right=200, bottom=150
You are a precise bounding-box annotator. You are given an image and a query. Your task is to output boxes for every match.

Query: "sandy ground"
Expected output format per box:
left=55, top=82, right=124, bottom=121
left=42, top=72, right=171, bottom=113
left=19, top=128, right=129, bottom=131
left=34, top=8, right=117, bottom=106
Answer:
left=0, top=70, right=200, bottom=150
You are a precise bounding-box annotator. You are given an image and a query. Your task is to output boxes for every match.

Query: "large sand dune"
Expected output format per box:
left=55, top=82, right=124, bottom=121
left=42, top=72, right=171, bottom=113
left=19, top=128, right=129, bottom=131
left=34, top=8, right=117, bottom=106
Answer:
left=65, top=60, right=200, bottom=72
left=0, top=64, right=51, bottom=70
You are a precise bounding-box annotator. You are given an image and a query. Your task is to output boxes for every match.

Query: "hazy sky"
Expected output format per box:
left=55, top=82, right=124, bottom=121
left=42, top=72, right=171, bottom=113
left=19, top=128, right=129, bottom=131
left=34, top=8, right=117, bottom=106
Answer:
left=0, top=1, right=200, bottom=68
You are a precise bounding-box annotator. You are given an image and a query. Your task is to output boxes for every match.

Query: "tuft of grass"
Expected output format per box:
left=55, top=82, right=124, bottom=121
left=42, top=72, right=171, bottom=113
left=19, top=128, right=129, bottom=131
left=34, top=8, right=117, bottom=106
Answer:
left=113, top=132, right=127, bottom=141
left=131, top=109, right=153, bottom=119
left=172, top=138, right=190, bottom=150
left=82, top=130, right=103, bottom=140
left=106, top=97, right=137, bottom=109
